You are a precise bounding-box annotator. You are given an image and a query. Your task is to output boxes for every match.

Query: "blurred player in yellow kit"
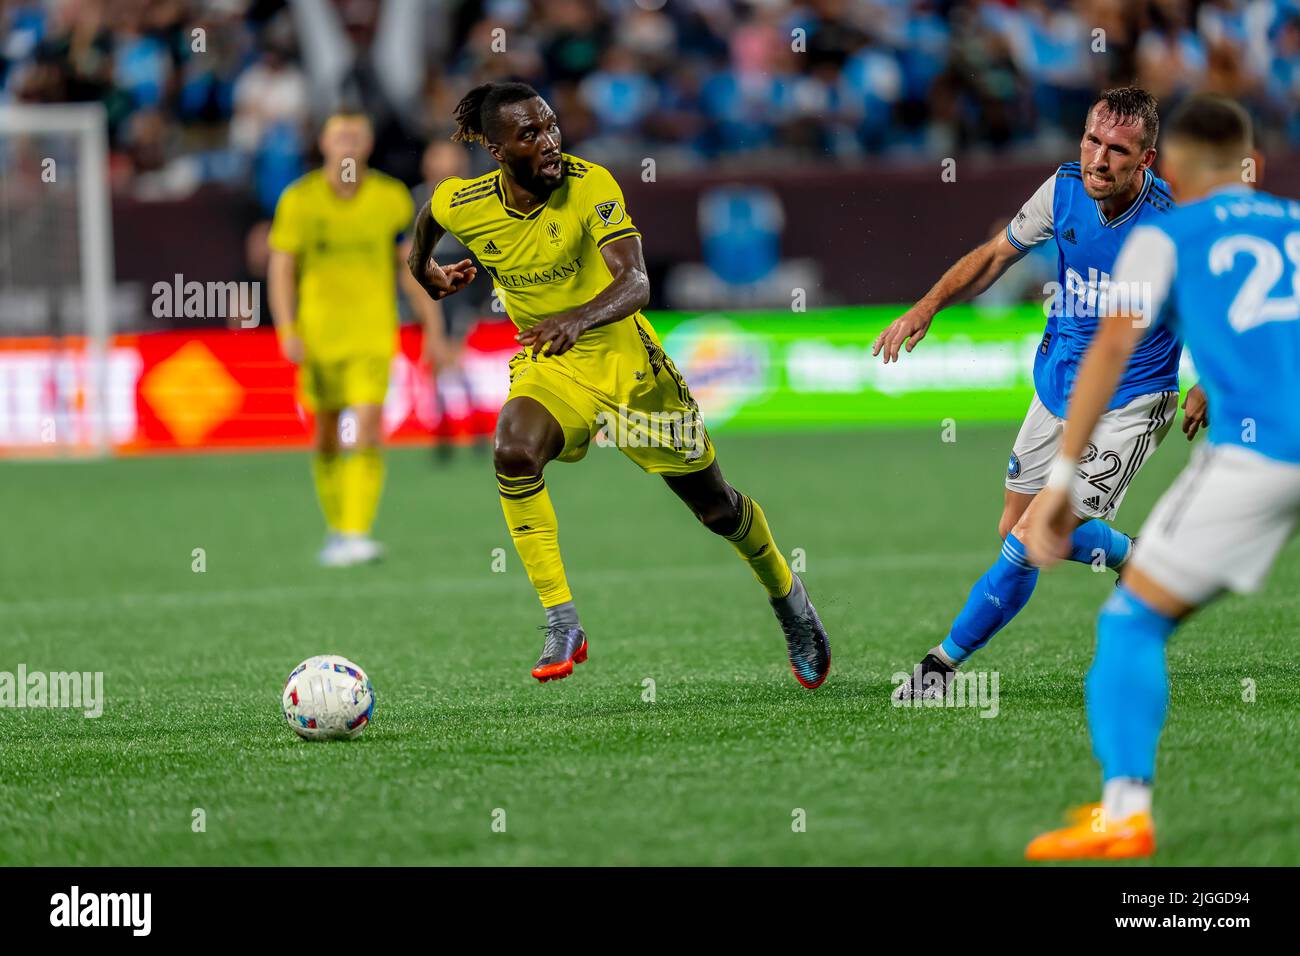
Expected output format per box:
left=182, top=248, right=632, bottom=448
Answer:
left=407, top=82, right=832, bottom=686
left=268, top=112, right=448, bottom=566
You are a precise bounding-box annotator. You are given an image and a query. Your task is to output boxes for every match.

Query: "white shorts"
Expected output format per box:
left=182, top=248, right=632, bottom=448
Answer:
left=1132, top=443, right=1300, bottom=606
left=1006, top=390, right=1178, bottom=520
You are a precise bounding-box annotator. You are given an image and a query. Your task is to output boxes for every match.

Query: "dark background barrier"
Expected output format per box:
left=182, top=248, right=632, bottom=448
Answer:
left=110, top=155, right=1300, bottom=327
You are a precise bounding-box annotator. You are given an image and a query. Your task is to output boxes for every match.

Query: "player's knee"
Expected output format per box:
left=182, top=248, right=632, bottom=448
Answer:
left=493, top=436, right=548, bottom=477
left=352, top=429, right=382, bottom=452
left=314, top=415, right=341, bottom=455
left=350, top=407, right=383, bottom=450
left=1005, top=510, right=1035, bottom=542
left=998, top=501, right=1032, bottom=540
left=693, top=491, right=743, bottom=536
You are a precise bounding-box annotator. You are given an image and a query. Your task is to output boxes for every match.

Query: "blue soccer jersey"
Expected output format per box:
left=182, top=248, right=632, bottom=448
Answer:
left=1112, top=185, right=1300, bottom=464
left=1006, top=163, right=1183, bottom=417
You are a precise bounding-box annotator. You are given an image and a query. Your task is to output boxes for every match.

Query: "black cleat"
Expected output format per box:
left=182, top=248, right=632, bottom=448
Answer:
left=771, top=574, right=831, bottom=689
left=893, top=652, right=957, bottom=702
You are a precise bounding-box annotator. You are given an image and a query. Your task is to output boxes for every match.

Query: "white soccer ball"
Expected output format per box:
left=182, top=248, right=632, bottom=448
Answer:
left=282, top=655, right=375, bottom=741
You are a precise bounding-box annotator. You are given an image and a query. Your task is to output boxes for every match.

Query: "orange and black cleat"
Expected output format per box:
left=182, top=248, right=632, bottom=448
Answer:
left=531, top=625, right=588, bottom=683
left=770, top=573, right=831, bottom=689
left=1025, top=802, right=1156, bottom=861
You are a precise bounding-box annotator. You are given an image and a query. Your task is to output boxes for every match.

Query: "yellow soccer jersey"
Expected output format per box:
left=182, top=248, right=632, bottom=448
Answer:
left=269, top=169, right=414, bottom=362
left=430, top=154, right=646, bottom=396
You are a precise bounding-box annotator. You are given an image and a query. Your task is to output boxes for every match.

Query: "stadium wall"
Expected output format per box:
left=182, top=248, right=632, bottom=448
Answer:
left=100, top=156, right=1300, bottom=323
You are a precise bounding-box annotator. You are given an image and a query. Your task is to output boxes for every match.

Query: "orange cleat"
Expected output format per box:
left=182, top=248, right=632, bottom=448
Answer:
left=1025, top=802, right=1156, bottom=860
left=531, top=626, right=588, bottom=683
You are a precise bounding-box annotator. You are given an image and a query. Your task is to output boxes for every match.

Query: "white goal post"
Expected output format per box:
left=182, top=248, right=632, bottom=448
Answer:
left=0, top=103, right=115, bottom=455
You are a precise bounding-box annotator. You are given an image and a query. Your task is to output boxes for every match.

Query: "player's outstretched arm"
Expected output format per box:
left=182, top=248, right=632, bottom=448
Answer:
left=406, top=201, right=477, bottom=302
left=872, top=232, right=1025, bottom=363
left=516, top=236, right=650, bottom=358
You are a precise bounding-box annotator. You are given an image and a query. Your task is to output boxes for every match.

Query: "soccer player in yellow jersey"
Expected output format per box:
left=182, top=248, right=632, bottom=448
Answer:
left=407, top=82, right=831, bottom=686
left=268, top=112, right=448, bottom=566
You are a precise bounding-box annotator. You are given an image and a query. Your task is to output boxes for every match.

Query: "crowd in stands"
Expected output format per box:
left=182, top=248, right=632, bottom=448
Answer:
left=3, top=0, right=1299, bottom=211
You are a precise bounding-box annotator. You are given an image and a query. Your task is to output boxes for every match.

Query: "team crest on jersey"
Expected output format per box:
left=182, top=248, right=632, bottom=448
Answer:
left=595, top=200, right=624, bottom=226
left=1007, top=453, right=1021, bottom=479
left=481, top=239, right=504, bottom=258
left=544, top=220, right=563, bottom=246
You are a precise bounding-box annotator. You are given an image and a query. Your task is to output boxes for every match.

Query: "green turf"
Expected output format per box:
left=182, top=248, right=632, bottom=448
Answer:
left=1, top=426, right=1296, bottom=866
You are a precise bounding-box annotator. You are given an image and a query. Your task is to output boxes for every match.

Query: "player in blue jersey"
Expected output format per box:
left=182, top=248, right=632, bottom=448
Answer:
left=1023, top=94, right=1300, bottom=859
left=875, top=88, right=1208, bottom=700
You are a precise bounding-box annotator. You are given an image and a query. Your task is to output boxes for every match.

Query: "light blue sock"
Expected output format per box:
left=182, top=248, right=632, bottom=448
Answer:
left=1086, top=586, right=1178, bottom=783
left=939, top=533, right=1039, bottom=664
left=1069, top=519, right=1132, bottom=569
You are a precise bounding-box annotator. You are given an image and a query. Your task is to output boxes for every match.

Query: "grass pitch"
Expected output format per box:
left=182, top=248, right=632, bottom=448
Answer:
left=1, top=426, right=1297, bottom=866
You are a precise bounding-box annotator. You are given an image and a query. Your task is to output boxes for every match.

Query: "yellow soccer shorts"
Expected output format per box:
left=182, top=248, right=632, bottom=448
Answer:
left=505, top=348, right=715, bottom=477
left=299, top=353, right=391, bottom=412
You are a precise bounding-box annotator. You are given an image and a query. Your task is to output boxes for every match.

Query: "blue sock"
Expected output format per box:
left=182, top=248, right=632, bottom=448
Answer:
left=1086, top=586, right=1178, bottom=783
left=939, top=533, right=1039, bottom=664
left=1069, top=519, right=1132, bottom=569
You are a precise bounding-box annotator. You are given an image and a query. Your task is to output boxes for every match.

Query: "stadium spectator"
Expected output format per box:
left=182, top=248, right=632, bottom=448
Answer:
left=4, top=0, right=1300, bottom=200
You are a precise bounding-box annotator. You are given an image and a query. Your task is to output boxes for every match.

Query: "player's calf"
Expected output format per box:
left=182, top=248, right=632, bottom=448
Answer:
left=493, top=398, right=589, bottom=681
left=663, top=465, right=831, bottom=688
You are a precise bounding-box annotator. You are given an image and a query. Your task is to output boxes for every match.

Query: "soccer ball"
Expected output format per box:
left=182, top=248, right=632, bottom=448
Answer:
left=282, top=655, right=375, bottom=741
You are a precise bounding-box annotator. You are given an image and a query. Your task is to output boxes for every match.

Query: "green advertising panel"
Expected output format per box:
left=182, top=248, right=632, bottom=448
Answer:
left=647, top=304, right=1049, bottom=431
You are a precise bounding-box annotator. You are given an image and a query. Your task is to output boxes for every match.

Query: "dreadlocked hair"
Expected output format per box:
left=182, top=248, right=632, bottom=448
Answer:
left=451, top=81, right=541, bottom=146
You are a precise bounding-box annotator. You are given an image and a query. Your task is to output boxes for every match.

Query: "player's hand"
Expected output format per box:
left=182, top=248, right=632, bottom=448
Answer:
left=279, top=331, right=304, bottom=365
left=1181, top=384, right=1209, bottom=441
left=421, top=257, right=477, bottom=301
left=516, top=314, right=588, bottom=358
left=1024, top=487, right=1074, bottom=570
left=872, top=305, right=934, bottom=363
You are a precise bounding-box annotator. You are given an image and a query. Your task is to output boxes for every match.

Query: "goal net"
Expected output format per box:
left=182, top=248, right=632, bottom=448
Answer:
left=0, top=103, right=117, bottom=455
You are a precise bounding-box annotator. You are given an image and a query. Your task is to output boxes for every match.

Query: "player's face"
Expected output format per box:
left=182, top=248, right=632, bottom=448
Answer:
left=320, top=117, right=373, bottom=170
left=492, top=98, right=564, bottom=196
left=1079, top=106, right=1155, bottom=201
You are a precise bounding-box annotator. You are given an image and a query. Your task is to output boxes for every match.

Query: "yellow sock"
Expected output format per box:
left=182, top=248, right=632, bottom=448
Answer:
left=498, top=473, right=572, bottom=607
left=726, top=494, right=793, bottom=599
left=338, top=448, right=385, bottom=535
left=312, top=453, right=343, bottom=531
